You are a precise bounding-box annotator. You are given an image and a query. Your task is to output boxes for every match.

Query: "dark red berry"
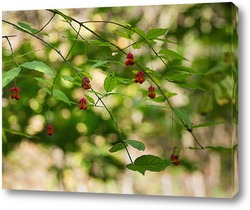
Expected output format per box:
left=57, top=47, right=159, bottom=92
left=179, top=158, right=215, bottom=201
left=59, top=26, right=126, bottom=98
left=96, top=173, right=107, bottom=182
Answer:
left=135, top=71, right=145, bottom=84
left=148, top=92, right=156, bottom=99
left=10, top=87, right=21, bottom=100
left=82, top=77, right=91, bottom=90
left=125, top=58, right=135, bottom=66
left=126, top=52, right=134, bottom=59
left=47, top=124, right=54, bottom=136
left=79, top=97, right=87, bottom=110
left=148, top=85, right=156, bottom=98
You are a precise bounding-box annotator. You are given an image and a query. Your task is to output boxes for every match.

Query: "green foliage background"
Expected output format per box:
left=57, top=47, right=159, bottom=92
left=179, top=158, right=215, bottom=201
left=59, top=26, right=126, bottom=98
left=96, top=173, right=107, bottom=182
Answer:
left=2, top=3, right=238, bottom=197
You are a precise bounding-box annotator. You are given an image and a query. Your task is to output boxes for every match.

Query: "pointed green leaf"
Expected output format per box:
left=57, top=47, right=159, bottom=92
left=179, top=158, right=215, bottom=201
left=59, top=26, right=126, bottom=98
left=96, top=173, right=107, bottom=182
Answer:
left=17, top=21, right=49, bottom=36
left=147, top=28, right=168, bottom=39
left=104, top=71, right=117, bottom=93
left=126, top=155, right=171, bottom=175
left=159, top=49, right=188, bottom=61
left=109, top=142, right=127, bottom=153
left=171, top=65, right=199, bottom=74
left=62, top=75, right=75, bottom=82
left=152, top=96, right=166, bottom=103
left=173, top=108, right=192, bottom=131
left=2, top=67, right=21, bottom=88
left=52, top=89, right=72, bottom=105
left=18, top=21, right=39, bottom=33
left=125, top=140, right=145, bottom=151
left=34, top=77, right=52, bottom=87
left=53, top=9, right=72, bottom=23
left=84, top=94, right=95, bottom=104
left=192, top=122, right=225, bottom=128
left=89, top=60, right=109, bottom=70
left=88, top=40, right=111, bottom=47
left=3, top=128, right=39, bottom=139
left=133, top=28, right=146, bottom=38
left=21, top=61, right=54, bottom=77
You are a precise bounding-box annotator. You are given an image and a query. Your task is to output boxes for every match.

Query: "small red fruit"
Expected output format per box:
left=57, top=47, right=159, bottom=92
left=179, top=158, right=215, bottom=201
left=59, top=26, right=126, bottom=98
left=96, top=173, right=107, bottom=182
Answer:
left=10, top=86, right=21, bottom=100
left=126, top=52, right=134, bottom=59
left=148, top=85, right=156, bottom=98
left=170, top=147, right=180, bottom=166
left=125, top=59, right=135, bottom=66
left=148, top=92, right=156, bottom=99
left=135, top=71, right=145, bottom=84
left=47, top=124, right=54, bottom=136
left=82, top=77, right=91, bottom=90
left=79, top=97, right=87, bottom=110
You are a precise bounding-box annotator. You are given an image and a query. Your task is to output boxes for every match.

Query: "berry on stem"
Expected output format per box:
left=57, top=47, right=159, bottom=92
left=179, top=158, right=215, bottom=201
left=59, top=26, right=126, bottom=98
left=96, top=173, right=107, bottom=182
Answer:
left=135, top=71, right=145, bottom=84
left=170, top=147, right=180, bottom=166
left=125, top=52, right=135, bottom=66
left=148, top=85, right=156, bottom=99
left=10, top=86, right=21, bottom=100
left=47, top=124, right=54, bottom=136
left=82, top=77, right=91, bottom=90
left=79, top=97, right=87, bottom=110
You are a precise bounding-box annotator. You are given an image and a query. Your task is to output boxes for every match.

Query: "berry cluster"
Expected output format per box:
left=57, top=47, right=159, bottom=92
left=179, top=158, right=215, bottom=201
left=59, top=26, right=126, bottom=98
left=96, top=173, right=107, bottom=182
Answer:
left=125, top=52, right=135, bottom=66
left=126, top=52, right=157, bottom=99
left=10, top=86, right=21, bottom=100
left=170, top=147, right=180, bottom=166
left=148, top=85, right=156, bottom=99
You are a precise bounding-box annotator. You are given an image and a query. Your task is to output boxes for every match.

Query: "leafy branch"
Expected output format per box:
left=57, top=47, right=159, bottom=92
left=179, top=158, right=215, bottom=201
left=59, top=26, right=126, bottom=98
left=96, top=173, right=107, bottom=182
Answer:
left=46, top=9, right=204, bottom=149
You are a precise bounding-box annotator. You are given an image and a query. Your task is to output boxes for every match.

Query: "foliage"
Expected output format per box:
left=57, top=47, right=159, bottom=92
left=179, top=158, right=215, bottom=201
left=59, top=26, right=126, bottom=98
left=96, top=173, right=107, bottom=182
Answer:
left=2, top=2, right=238, bottom=193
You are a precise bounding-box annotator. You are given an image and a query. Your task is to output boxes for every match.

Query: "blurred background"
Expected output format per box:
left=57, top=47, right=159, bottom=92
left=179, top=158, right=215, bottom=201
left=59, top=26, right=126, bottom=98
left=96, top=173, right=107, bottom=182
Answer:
left=2, top=2, right=238, bottom=198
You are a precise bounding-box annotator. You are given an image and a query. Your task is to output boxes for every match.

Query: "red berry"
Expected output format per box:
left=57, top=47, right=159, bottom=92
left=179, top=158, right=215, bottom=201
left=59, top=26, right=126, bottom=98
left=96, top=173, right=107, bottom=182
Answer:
left=82, top=77, right=91, bottom=90
left=47, top=124, right=54, bottom=136
left=125, top=58, right=135, bottom=66
left=135, top=71, right=145, bottom=84
left=148, top=85, right=155, bottom=92
left=79, top=97, right=87, bottom=110
left=15, top=94, right=20, bottom=100
left=148, top=92, right=156, bottom=99
left=126, top=52, right=134, bottom=59
left=10, top=87, right=21, bottom=100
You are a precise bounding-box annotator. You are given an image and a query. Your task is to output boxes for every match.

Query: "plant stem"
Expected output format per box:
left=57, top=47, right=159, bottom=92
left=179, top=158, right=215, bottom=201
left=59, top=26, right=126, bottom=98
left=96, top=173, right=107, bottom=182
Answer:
left=2, top=19, right=134, bottom=163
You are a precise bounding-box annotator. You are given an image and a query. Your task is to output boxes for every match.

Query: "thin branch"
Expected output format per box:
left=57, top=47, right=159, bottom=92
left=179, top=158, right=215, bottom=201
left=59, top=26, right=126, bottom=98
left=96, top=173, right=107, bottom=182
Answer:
left=2, top=18, right=134, bottom=162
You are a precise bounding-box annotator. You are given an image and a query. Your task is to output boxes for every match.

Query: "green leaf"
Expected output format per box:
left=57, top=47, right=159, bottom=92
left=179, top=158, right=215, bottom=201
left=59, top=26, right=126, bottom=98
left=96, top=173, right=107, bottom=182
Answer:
left=21, top=61, right=54, bottom=77
left=2, top=67, right=21, bottom=88
left=133, top=28, right=146, bottom=38
left=109, top=142, right=127, bottom=153
left=104, top=71, right=117, bottom=93
left=114, top=29, right=134, bottom=39
left=62, top=75, right=75, bottom=82
left=3, top=128, right=39, bottom=139
left=152, top=96, right=166, bottom=103
left=126, top=155, right=171, bottom=175
left=173, top=108, right=192, bottom=131
left=17, top=21, right=49, bottom=36
left=145, top=68, right=161, bottom=78
left=89, top=60, right=109, bottom=70
left=192, top=122, right=225, bottom=128
left=146, top=28, right=168, bottom=39
left=159, top=49, right=188, bottom=61
left=88, top=40, right=111, bottom=47
left=125, top=140, right=145, bottom=151
left=84, top=94, right=95, bottom=104
left=164, top=72, right=190, bottom=82
left=116, top=77, right=133, bottom=85
left=53, top=9, right=72, bottom=23
left=34, top=77, right=52, bottom=87
left=18, top=22, right=39, bottom=33
left=171, top=65, right=199, bottom=74
left=52, top=89, right=72, bottom=105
